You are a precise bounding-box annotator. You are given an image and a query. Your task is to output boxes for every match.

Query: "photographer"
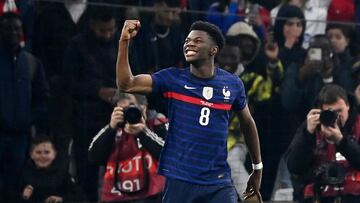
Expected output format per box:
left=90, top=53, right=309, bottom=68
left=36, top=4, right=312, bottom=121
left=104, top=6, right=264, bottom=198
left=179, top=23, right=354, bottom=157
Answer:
left=282, top=34, right=354, bottom=136
left=286, top=84, right=360, bottom=203
left=88, top=93, right=167, bottom=203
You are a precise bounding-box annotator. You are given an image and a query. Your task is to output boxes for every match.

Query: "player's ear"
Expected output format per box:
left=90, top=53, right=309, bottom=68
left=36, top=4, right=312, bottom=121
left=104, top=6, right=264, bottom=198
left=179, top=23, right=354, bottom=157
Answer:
left=210, top=47, right=218, bottom=56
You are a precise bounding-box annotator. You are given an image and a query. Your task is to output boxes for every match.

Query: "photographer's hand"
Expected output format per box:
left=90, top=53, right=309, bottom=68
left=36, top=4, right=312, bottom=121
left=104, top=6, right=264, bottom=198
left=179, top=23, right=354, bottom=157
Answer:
left=110, top=107, right=124, bottom=129
left=307, top=109, right=321, bottom=134
left=124, top=118, right=145, bottom=134
left=321, top=123, right=343, bottom=144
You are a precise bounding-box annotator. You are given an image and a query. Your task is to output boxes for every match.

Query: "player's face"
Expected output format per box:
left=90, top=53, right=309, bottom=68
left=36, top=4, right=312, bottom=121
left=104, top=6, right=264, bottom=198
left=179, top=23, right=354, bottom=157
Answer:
left=183, top=30, right=216, bottom=63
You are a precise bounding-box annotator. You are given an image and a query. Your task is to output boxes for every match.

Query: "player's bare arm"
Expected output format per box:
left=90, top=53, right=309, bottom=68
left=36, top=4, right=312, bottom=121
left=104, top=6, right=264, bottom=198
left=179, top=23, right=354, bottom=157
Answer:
left=117, top=20, right=153, bottom=94
left=237, top=104, right=263, bottom=202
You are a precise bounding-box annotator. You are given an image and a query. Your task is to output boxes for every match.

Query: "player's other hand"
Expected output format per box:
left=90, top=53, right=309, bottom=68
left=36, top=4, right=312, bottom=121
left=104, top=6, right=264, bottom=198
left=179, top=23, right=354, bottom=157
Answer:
left=243, top=169, right=263, bottom=202
left=120, top=20, right=141, bottom=41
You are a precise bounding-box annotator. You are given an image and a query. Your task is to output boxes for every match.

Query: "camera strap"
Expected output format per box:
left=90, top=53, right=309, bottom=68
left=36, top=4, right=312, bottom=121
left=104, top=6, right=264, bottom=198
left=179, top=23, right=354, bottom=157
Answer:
left=113, top=133, right=149, bottom=194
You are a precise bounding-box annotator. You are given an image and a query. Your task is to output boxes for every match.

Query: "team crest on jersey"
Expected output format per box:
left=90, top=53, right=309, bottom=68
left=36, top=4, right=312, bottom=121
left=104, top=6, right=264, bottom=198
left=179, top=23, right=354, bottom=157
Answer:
left=202, top=87, right=213, bottom=100
left=222, top=86, right=231, bottom=100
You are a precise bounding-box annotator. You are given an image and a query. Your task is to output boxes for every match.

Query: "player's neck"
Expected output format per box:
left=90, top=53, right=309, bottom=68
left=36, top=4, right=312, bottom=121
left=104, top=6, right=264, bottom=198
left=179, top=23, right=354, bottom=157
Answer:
left=190, top=61, right=215, bottom=78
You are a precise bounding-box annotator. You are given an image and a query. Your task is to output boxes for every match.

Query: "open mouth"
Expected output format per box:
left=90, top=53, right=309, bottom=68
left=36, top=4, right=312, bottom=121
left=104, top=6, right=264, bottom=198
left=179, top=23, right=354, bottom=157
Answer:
left=185, top=49, right=198, bottom=57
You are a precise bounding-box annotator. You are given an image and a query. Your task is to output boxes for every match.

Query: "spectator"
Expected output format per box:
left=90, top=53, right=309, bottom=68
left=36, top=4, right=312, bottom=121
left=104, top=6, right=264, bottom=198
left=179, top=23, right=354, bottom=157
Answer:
left=282, top=34, right=353, bottom=135
left=326, top=23, right=355, bottom=81
left=32, top=0, right=90, bottom=156
left=19, top=136, right=87, bottom=203
left=270, top=0, right=332, bottom=48
left=286, top=84, right=360, bottom=203
left=62, top=6, right=118, bottom=202
left=131, top=0, right=184, bottom=74
left=273, top=4, right=306, bottom=68
left=205, top=0, right=242, bottom=35
left=89, top=93, right=167, bottom=203
left=0, top=12, right=48, bottom=203
left=130, top=0, right=185, bottom=115
left=225, top=21, right=286, bottom=201
left=327, top=0, right=355, bottom=23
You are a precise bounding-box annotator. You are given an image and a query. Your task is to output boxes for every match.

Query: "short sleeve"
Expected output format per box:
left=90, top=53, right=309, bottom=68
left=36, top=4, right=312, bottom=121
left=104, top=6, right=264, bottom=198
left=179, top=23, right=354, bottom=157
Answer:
left=151, top=68, right=172, bottom=95
left=232, top=77, right=247, bottom=111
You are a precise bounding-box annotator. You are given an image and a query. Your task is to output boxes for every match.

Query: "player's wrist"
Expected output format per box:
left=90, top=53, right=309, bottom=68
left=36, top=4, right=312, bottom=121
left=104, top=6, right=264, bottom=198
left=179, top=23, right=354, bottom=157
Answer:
left=252, top=162, right=263, bottom=170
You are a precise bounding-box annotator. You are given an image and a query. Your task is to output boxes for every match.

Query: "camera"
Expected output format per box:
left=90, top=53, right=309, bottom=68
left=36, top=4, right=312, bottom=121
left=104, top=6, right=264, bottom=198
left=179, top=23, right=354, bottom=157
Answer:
left=314, top=162, right=345, bottom=185
left=319, top=109, right=338, bottom=127
left=123, top=104, right=142, bottom=124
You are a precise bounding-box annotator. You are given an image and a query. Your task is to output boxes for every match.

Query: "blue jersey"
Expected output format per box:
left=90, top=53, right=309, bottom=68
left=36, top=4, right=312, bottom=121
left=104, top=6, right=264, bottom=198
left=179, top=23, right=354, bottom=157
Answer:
left=152, top=67, right=247, bottom=185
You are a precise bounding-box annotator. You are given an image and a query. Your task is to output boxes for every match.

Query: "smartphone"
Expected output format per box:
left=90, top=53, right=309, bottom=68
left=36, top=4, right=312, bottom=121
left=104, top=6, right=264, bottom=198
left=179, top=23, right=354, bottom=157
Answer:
left=308, top=48, right=322, bottom=61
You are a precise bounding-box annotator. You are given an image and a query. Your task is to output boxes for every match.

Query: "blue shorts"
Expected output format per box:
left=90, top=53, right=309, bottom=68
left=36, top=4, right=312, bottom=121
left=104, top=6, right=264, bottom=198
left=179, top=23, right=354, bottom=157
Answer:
left=162, top=178, right=239, bottom=203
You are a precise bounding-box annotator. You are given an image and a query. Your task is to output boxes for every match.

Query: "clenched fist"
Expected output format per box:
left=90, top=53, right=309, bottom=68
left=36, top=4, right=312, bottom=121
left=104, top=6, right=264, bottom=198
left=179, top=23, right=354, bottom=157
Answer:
left=120, top=20, right=141, bottom=41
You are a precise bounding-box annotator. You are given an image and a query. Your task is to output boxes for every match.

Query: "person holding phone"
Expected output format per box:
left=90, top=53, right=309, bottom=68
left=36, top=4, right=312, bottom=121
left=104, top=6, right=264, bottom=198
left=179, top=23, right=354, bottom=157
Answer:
left=281, top=34, right=355, bottom=161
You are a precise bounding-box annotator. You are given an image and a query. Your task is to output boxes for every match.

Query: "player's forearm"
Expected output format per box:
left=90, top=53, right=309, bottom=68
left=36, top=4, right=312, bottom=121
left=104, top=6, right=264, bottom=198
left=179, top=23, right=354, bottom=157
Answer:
left=242, top=118, right=262, bottom=164
left=116, top=40, right=134, bottom=91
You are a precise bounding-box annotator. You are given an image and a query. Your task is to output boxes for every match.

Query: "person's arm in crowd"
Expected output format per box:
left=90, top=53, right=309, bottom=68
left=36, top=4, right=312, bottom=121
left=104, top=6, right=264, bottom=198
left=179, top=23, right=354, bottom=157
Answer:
left=88, top=125, right=117, bottom=165
left=237, top=104, right=262, bottom=200
left=265, top=40, right=284, bottom=86
left=286, top=121, right=316, bottom=175
left=117, top=20, right=153, bottom=94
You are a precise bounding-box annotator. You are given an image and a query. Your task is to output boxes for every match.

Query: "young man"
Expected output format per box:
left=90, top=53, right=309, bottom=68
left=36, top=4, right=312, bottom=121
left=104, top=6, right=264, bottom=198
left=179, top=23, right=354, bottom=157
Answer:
left=117, top=20, right=262, bottom=202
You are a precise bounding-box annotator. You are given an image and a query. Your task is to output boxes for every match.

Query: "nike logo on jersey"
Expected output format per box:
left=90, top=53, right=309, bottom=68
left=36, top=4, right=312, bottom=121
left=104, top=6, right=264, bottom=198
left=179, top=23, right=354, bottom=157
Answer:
left=184, top=85, right=196, bottom=90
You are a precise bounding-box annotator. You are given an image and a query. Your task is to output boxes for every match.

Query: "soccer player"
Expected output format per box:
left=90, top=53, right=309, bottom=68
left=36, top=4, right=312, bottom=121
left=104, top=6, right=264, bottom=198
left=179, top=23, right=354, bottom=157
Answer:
left=117, top=20, right=263, bottom=203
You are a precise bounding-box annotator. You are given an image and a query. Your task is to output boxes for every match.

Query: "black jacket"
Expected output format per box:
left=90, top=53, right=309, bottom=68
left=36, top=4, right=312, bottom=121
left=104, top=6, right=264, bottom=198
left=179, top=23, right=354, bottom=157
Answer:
left=19, top=159, right=86, bottom=203
left=88, top=112, right=167, bottom=165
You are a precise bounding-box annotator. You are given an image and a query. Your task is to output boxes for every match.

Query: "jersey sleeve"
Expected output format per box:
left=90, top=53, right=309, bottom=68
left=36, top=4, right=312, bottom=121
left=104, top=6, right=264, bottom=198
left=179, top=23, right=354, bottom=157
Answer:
left=151, top=68, right=171, bottom=95
left=232, top=77, right=247, bottom=111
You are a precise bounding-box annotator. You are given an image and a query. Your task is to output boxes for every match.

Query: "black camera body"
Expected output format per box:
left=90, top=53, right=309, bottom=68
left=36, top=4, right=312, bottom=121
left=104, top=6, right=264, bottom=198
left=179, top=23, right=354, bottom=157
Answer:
left=123, top=105, right=142, bottom=124
left=314, top=162, right=346, bottom=186
left=319, top=109, right=338, bottom=127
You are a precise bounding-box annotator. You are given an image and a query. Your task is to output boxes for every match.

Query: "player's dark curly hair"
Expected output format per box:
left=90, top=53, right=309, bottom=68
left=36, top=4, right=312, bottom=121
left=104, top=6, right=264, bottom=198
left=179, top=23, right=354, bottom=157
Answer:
left=190, top=21, right=225, bottom=51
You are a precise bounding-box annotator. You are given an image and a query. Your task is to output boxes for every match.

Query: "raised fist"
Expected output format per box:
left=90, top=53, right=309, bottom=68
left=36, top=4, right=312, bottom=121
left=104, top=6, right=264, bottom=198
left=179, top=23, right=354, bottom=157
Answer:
left=120, top=20, right=141, bottom=41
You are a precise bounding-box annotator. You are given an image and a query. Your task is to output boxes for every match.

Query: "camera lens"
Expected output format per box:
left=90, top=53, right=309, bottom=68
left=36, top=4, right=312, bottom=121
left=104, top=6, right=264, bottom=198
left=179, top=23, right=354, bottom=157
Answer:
left=319, top=109, right=338, bottom=127
left=123, top=105, right=142, bottom=124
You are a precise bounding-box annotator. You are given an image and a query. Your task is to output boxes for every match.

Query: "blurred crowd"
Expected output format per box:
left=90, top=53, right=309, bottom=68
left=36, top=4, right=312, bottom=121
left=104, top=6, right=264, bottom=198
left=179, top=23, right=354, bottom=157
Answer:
left=1, top=0, right=360, bottom=202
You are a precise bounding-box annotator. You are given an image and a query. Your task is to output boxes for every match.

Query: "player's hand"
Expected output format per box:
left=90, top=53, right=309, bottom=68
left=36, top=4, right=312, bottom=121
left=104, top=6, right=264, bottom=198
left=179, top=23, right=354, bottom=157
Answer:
left=306, top=109, right=321, bottom=134
left=110, top=107, right=125, bottom=129
left=120, top=20, right=141, bottom=41
left=243, top=169, right=263, bottom=202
